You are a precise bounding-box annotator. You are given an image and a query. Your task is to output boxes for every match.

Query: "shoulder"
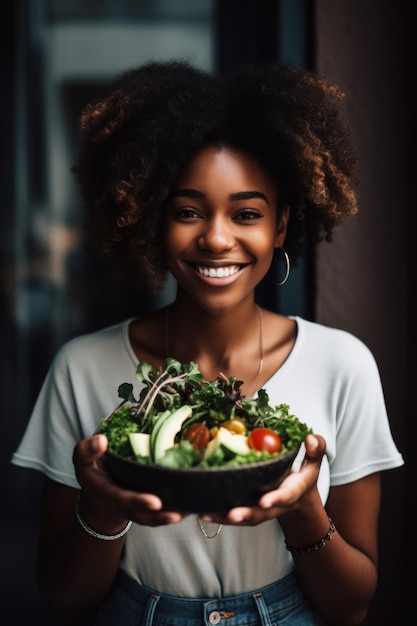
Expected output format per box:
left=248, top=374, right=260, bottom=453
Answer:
left=293, top=317, right=379, bottom=373
left=51, top=319, right=133, bottom=373
left=295, top=316, right=373, bottom=352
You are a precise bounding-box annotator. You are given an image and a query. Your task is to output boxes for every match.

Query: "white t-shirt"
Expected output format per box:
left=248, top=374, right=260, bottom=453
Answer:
left=12, top=316, right=404, bottom=597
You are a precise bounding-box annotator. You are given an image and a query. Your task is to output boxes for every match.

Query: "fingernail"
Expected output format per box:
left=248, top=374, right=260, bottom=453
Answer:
left=90, top=435, right=104, bottom=451
left=310, top=435, right=319, bottom=449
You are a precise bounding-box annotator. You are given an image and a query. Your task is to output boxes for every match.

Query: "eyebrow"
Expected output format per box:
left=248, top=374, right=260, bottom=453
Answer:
left=171, top=189, right=269, bottom=203
left=229, top=191, right=269, bottom=203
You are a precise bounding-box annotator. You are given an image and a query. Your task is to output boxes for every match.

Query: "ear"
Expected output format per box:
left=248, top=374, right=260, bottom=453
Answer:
left=274, top=204, right=290, bottom=248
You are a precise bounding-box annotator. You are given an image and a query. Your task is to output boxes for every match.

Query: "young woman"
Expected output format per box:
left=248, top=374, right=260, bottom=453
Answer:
left=12, top=60, right=404, bottom=625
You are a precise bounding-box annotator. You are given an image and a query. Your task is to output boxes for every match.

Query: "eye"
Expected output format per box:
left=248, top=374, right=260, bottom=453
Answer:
left=234, top=209, right=263, bottom=222
left=175, top=207, right=202, bottom=219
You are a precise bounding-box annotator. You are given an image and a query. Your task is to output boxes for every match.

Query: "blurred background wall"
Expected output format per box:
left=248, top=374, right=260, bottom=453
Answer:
left=1, top=1, right=413, bottom=624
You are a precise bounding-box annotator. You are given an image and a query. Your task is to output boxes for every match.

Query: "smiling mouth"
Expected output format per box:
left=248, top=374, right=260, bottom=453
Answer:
left=195, top=264, right=242, bottom=278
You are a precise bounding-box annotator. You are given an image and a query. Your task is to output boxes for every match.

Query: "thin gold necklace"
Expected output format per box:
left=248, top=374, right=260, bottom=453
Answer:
left=197, top=517, right=223, bottom=539
left=165, top=304, right=264, bottom=538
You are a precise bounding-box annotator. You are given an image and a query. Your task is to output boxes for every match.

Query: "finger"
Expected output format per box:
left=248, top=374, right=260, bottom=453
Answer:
left=226, top=507, right=256, bottom=524
left=130, top=509, right=188, bottom=527
left=73, top=434, right=108, bottom=468
left=257, top=439, right=325, bottom=510
left=199, top=507, right=272, bottom=526
left=73, top=437, right=162, bottom=509
left=304, top=434, right=326, bottom=461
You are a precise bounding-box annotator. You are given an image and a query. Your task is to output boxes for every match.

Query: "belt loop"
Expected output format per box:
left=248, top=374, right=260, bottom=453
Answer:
left=253, top=591, right=273, bottom=626
left=142, top=592, right=160, bottom=625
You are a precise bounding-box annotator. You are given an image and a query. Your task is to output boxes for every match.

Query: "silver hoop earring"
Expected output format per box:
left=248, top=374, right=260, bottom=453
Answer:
left=268, top=248, right=291, bottom=286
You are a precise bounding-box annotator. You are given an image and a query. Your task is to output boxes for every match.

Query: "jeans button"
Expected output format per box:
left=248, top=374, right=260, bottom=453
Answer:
left=209, top=611, right=221, bottom=624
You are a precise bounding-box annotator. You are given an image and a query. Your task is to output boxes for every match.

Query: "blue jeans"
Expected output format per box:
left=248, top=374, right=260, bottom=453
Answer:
left=93, top=569, right=318, bottom=625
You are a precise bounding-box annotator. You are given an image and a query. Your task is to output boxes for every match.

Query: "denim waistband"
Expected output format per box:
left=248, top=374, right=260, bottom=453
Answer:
left=104, top=569, right=317, bottom=626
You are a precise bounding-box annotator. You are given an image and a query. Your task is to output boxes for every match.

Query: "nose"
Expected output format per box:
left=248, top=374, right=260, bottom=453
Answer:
left=197, top=216, right=235, bottom=252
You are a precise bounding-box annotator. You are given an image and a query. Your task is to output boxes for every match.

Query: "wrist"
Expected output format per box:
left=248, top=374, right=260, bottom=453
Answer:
left=279, top=490, right=331, bottom=548
left=284, top=516, right=335, bottom=554
left=77, top=492, right=130, bottom=537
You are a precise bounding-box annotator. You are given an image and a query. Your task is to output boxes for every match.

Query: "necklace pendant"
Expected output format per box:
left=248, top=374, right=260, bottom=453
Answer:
left=197, top=516, right=223, bottom=539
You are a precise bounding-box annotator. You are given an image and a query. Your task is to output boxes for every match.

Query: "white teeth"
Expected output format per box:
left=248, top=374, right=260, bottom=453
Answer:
left=197, top=265, right=240, bottom=278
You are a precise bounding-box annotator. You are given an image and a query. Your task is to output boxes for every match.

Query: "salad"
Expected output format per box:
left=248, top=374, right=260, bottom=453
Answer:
left=97, top=358, right=312, bottom=469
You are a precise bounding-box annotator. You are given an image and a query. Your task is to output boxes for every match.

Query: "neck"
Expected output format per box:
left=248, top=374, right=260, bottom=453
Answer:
left=165, top=300, right=263, bottom=393
left=166, top=297, right=258, bottom=348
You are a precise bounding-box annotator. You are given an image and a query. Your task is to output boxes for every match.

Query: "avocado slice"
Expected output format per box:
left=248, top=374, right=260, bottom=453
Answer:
left=153, top=405, right=193, bottom=462
left=150, top=410, right=171, bottom=458
left=203, top=427, right=250, bottom=460
left=129, top=432, right=151, bottom=458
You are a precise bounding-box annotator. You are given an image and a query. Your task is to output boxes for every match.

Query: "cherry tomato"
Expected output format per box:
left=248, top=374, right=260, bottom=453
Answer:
left=182, top=423, right=210, bottom=450
left=209, top=426, right=219, bottom=438
left=247, top=428, right=282, bottom=453
left=222, top=418, right=247, bottom=435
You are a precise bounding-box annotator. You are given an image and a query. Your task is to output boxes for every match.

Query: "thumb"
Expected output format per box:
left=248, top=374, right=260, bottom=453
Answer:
left=73, top=434, right=108, bottom=467
left=304, top=433, right=326, bottom=461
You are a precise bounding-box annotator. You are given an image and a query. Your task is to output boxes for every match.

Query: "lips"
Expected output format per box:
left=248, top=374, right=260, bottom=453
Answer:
left=196, top=265, right=241, bottom=278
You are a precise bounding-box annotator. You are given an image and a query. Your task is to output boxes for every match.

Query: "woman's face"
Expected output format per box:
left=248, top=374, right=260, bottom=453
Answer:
left=163, top=145, right=288, bottom=314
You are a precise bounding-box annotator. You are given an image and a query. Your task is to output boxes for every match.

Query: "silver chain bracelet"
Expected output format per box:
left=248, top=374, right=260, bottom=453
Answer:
left=75, top=497, right=132, bottom=541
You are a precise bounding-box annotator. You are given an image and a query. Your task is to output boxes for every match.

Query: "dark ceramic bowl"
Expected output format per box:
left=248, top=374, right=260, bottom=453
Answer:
left=103, top=447, right=300, bottom=513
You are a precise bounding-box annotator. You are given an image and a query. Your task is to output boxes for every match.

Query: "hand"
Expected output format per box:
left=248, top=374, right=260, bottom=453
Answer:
left=73, top=434, right=188, bottom=527
left=199, top=434, right=326, bottom=526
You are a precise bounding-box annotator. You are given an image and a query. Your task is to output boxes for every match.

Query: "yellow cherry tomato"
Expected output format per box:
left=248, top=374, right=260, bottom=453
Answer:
left=209, top=426, right=219, bottom=439
left=222, top=418, right=247, bottom=435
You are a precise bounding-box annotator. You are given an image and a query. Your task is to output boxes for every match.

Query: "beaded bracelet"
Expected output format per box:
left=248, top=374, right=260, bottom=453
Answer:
left=285, top=517, right=336, bottom=555
left=75, top=497, right=132, bottom=541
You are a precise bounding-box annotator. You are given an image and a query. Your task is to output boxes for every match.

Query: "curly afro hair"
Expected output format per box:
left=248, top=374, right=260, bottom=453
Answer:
left=73, top=59, right=359, bottom=293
